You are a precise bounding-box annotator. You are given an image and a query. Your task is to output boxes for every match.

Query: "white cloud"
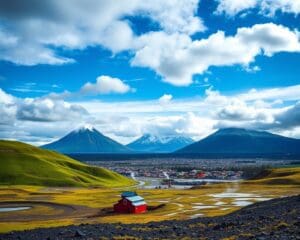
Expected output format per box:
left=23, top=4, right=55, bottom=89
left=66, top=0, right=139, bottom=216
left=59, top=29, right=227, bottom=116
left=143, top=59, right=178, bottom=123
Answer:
left=216, top=98, right=273, bottom=122
left=0, top=88, right=88, bottom=123
left=159, top=94, right=173, bottom=104
left=215, top=0, right=300, bottom=16
left=80, top=75, right=132, bottom=95
left=0, top=89, right=16, bottom=125
left=2, top=84, right=300, bottom=144
left=244, top=65, right=261, bottom=73
left=132, top=23, right=300, bottom=86
left=0, top=88, right=14, bottom=104
left=0, top=0, right=203, bottom=65
left=260, top=0, right=300, bottom=16
left=16, top=98, right=88, bottom=122
left=1, top=1, right=299, bottom=88
left=238, top=84, right=300, bottom=101
left=274, top=102, right=300, bottom=129
left=215, top=0, right=257, bottom=16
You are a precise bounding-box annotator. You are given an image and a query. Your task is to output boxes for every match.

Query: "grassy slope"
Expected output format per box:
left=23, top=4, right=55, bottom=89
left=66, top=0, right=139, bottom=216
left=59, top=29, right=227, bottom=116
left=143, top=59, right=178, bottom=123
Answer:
left=246, top=166, right=300, bottom=185
left=0, top=140, right=135, bottom=187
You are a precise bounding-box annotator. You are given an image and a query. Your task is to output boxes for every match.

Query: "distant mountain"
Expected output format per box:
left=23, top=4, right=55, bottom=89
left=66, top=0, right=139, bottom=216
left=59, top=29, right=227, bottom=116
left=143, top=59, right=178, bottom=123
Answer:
left=127, top=134, right=194, bottom=153
left=42, top=125, right=131, bottom=154
left=0, top=140, right=134, bottom=187
left=177, top=128, right=300, bottom=156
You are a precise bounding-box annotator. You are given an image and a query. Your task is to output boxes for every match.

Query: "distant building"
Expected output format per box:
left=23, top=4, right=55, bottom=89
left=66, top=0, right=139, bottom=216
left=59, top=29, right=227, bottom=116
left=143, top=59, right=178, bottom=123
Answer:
left=196, top=172, right=206, bottom=178
left=114, top=191, right=147, bottom=214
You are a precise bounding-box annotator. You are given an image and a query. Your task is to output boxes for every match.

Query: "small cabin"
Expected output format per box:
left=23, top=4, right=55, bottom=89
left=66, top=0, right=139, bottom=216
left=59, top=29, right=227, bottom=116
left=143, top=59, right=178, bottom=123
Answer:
left=114, top=191, right=147, bottom=214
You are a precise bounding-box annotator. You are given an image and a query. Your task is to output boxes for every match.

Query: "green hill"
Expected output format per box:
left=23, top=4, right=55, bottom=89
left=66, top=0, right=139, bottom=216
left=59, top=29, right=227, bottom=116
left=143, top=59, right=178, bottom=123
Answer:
left=247, top=167, right=300, bottom=185
left=0, top=140, right=135, bottom=187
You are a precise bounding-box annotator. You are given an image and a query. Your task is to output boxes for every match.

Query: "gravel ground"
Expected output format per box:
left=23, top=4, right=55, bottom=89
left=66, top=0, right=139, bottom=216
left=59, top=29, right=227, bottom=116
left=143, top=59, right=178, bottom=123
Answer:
left=1, top=195, right=299, bottom=240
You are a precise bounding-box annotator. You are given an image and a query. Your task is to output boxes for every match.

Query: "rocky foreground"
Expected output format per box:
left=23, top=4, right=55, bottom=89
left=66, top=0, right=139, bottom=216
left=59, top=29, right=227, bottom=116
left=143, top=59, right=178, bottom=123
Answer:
left=1, top=195, right=299, bottom=240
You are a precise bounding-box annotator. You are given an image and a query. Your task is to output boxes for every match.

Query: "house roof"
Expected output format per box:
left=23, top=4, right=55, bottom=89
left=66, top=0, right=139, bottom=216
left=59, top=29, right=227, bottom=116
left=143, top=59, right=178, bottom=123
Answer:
left=125, top=195, right=146, bottom=206
left=126, top=196, right=144, bottom=202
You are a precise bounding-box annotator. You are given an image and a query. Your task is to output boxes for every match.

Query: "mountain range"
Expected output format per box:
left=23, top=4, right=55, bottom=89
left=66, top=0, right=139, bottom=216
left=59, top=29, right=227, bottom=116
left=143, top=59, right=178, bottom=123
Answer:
left=41, top=126, right=300, bottom=156
left=177, top=128, right=300, bottom=156
left=127, top=134, right=194, bottom=153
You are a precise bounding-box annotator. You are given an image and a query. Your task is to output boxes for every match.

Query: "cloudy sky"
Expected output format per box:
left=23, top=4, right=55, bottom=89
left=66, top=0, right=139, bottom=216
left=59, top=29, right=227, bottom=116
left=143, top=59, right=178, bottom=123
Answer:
left=0, top=0, right=300, bottom=145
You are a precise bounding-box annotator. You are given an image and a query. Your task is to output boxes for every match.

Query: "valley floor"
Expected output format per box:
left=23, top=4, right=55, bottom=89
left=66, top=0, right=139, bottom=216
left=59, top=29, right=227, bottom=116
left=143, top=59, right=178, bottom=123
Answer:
left=0, top=167, right=299, bottom=238
left=0, top=181, right=299, bottom=233
left=0, top=195, right=299, bottom=239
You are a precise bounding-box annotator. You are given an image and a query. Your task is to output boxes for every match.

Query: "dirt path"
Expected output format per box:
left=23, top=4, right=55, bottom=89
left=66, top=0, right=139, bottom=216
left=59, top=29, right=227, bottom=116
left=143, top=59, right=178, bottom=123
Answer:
left=0, top=201, right=97, bottom=222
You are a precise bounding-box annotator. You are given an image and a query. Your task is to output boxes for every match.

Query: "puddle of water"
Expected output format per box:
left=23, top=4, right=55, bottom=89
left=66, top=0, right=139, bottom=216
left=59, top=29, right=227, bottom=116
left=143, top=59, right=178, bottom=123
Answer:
left=235, top=197, right=271, bottom=201
left=190, top=213, right=204, bottom=219
left=233, top=200, right=252, bottom=206
left=165, top=212, right=178, bottom=216
left=192, top=205, right=216, bottom=210
left=210, top=193, right=260, bottom=198
left=220, top=207, right=230, bottom=211
left=214, top=201, right=225, bottom=206
left=0, top=206, right=31, bottom=213
left=157, top=200, right=169, bottom=203
left=173, top=203, right=184, bottom=208
left=255, top=198, right=272, bottom=201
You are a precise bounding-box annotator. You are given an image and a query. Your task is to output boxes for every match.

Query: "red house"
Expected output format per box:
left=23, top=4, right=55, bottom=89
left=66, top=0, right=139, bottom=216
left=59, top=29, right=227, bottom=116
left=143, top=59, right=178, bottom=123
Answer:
left=196, top=172, right=206, bottom=178
left=114, top=191, right=147, bottom=214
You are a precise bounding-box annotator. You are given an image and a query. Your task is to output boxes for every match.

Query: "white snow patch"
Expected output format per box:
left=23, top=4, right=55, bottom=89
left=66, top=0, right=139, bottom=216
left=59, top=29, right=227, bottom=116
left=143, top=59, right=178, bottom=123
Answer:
left=77, top=124, right=95, bottom=132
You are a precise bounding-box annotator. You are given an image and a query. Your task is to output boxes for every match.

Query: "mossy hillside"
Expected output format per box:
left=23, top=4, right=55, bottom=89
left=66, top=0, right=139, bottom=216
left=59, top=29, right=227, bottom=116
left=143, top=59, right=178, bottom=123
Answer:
left=247, top=166, right=300, bottom=185
left=0, top=140, right=135, bottom=187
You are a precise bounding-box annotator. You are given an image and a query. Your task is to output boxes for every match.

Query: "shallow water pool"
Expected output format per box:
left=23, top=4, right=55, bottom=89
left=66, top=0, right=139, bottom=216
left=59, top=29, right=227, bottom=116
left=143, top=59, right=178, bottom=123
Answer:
left=0, top=206, right=31, bottom=213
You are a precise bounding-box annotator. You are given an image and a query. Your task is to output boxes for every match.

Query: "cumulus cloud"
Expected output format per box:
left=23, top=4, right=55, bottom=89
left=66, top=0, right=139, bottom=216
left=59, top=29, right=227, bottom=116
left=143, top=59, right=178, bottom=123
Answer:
left=1, top=1, right=299, bottom=88
left=0, top=88, right=90, bottom=144
left=215, top=0, right=257, bottom=16
left=0, top=88, right=88, bottom=123
left=80, top=75, right=133, bottom=95
left=274, top=102, right=300, bottom=129
left=2, top=84, right=300, bottom=144
left=159, top=94, right=173, bottom=104
left=215, top=0, right=300, bottom=16
left=76, top=84, right=300, bottom=142
left=238, top=84, right=300, bottom=101
left=216, top=98, right=272, bottom=122
left=16, top=98, right=88, bottom=122
left=0, top=89, right=16, bottom=125
left=132, top=23, right=300, bottom=86
left=0, top=88, right=14, bottom=104
left=0, top=0, right=203, bottom=65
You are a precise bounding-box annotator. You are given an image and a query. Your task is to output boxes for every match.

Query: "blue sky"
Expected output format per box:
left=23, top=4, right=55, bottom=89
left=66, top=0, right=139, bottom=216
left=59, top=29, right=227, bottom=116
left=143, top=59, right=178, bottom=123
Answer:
left=0, top=0, right=300, bottom=145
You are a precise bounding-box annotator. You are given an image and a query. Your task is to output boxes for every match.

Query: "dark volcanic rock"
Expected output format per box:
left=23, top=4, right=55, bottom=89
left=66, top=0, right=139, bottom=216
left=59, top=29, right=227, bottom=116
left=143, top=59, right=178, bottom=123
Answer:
left=0, top=195, right=299, bottom=240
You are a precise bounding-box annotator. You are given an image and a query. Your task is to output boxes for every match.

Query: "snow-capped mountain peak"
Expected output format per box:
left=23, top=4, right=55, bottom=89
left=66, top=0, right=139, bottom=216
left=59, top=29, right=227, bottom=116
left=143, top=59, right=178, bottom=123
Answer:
left=127, top=134, right=194, bottom=153
left=76, top=124, right=95, bottom=132
left=42, top=126, right=131, bottom=153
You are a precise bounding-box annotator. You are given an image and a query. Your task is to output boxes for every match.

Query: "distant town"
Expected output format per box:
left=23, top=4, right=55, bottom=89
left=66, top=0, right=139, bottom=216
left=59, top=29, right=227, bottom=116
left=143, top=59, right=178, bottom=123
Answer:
left=88, top=158, right=299, bottom=188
